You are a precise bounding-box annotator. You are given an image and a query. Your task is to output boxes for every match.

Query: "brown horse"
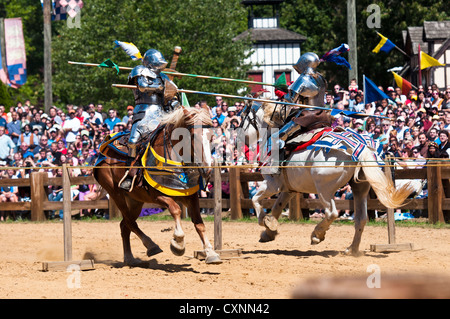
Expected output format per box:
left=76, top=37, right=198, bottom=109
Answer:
left=93, top=106, right=222, bottom=265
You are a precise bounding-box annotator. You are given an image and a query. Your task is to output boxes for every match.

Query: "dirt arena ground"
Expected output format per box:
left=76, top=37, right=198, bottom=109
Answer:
left=0, top=218, right=449, bottom=299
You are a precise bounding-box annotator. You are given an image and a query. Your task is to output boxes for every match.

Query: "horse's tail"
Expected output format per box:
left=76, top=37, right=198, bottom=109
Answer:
left=355, top=148, right=416, bottom=209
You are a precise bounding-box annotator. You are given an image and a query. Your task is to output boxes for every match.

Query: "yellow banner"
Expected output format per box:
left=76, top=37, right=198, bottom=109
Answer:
left=421, top=51, right=445, bottom=70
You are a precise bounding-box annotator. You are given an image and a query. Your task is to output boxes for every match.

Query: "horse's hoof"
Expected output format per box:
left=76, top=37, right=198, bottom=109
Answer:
left=170, top=238, right=186, bottom=256
left=263, top=215, right=278, bottom=232
left=259, top=230, right=277, bottom=242
left=344, top=247, right=364, bottom=257
left=124, top=257, right=141, bottom=266
left=147, top=245, right=163, bottom=257
left=311, top=236, right=321, bottom=245
left=205, top=254, right=222, bottom=264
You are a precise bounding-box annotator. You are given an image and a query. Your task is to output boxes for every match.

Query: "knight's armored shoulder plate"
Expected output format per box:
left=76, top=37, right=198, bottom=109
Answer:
left=128, top=65, right=157, bottom=84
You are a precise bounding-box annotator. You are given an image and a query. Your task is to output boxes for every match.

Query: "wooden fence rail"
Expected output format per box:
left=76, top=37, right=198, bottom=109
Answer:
left=0, top=164, right=448, bottom=223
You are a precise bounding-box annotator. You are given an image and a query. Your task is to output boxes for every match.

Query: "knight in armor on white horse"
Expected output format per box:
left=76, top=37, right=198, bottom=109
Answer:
left=268, top=52, right=328, bottom=172
left=120, top=49, right=179, bottom=191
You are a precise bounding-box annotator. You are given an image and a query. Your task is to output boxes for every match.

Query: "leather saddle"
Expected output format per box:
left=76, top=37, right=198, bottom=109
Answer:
left=285, top=109, right=334, bottom=151
left=99, top=125, right=165, bottom=164
left=292, top=109, right=333, bottom=133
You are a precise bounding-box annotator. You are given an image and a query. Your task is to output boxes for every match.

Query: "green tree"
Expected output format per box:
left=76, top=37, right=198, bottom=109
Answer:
left=0, top=82, right=13, bottom=107
left=281, top=0, right=448, bottom=90
left=52, top=0, right=252, bottom=114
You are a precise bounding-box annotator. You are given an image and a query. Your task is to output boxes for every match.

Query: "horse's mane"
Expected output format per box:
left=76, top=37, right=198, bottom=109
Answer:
left=160, top=106, right=213, bottom=128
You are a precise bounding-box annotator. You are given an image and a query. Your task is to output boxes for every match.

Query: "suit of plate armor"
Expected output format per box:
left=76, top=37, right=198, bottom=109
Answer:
left=120, top=49, right=179, bottom=191
left=269, top=52, right=327, bottom=172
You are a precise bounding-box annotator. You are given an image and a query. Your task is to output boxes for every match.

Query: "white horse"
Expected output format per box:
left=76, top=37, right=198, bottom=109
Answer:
left=238, top=101, right=416, bottom=255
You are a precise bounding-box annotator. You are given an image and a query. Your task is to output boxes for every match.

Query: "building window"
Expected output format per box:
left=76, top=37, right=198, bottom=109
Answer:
left=247, top=71, right=263, bottom=93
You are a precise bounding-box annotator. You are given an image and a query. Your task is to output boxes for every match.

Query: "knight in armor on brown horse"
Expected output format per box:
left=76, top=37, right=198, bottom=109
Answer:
left=119, top=49, right=179, bottom=191
left=93, top=105, right=221, bottom=265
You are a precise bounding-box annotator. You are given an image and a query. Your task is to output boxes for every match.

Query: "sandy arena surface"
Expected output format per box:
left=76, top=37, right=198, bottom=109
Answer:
left=0, top=218, right=449, bottom=299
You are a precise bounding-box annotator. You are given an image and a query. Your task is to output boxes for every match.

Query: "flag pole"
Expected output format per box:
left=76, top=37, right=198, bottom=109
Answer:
left=393, top=45, right=409, bottom=58
left=363, top=74, right=366, bottom=105
left=43, top=0, right=53, bottom=114
left=418, top=44, right=422, bottom=86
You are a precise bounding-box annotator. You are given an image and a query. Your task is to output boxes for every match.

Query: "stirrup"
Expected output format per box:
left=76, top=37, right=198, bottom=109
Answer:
left=119, top=170, right=131, bottom=190
left=119, top=170, right=137, bottom=192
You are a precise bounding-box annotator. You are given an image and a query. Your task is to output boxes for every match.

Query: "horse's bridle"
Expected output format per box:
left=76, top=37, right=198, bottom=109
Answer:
left=238, top=101, right=292, bottom=139
left=239, top=102, right=261, bottom=134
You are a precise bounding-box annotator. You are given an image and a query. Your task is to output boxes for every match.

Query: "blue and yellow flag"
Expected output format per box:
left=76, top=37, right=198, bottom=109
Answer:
left=372, top=32, right=396, bottom=54
left=114, top=40, right=142, bottom=60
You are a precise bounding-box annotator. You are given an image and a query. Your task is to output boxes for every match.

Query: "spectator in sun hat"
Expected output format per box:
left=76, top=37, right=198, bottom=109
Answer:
left=221, top=106, right=240, bottom=130
left=353, top=118, right=364, bottom=132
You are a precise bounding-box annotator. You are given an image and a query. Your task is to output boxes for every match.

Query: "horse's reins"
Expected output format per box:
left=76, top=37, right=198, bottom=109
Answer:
left=239, top=102, right=262, bottom=138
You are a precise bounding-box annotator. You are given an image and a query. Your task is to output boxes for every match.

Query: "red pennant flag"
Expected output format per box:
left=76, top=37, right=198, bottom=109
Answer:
left=392, top=72, right=412, bottom=96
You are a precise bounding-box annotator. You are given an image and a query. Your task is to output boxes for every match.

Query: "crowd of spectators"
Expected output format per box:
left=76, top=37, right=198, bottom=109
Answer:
left=0, top=101, right=124, bottom=220
left=328, top=82, right=450, bottom=161
left=0, top=81, right=449, bottom=221
left=204, top=83, right=450, bottom=219
left=326, top=82, right=450, bottom=219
